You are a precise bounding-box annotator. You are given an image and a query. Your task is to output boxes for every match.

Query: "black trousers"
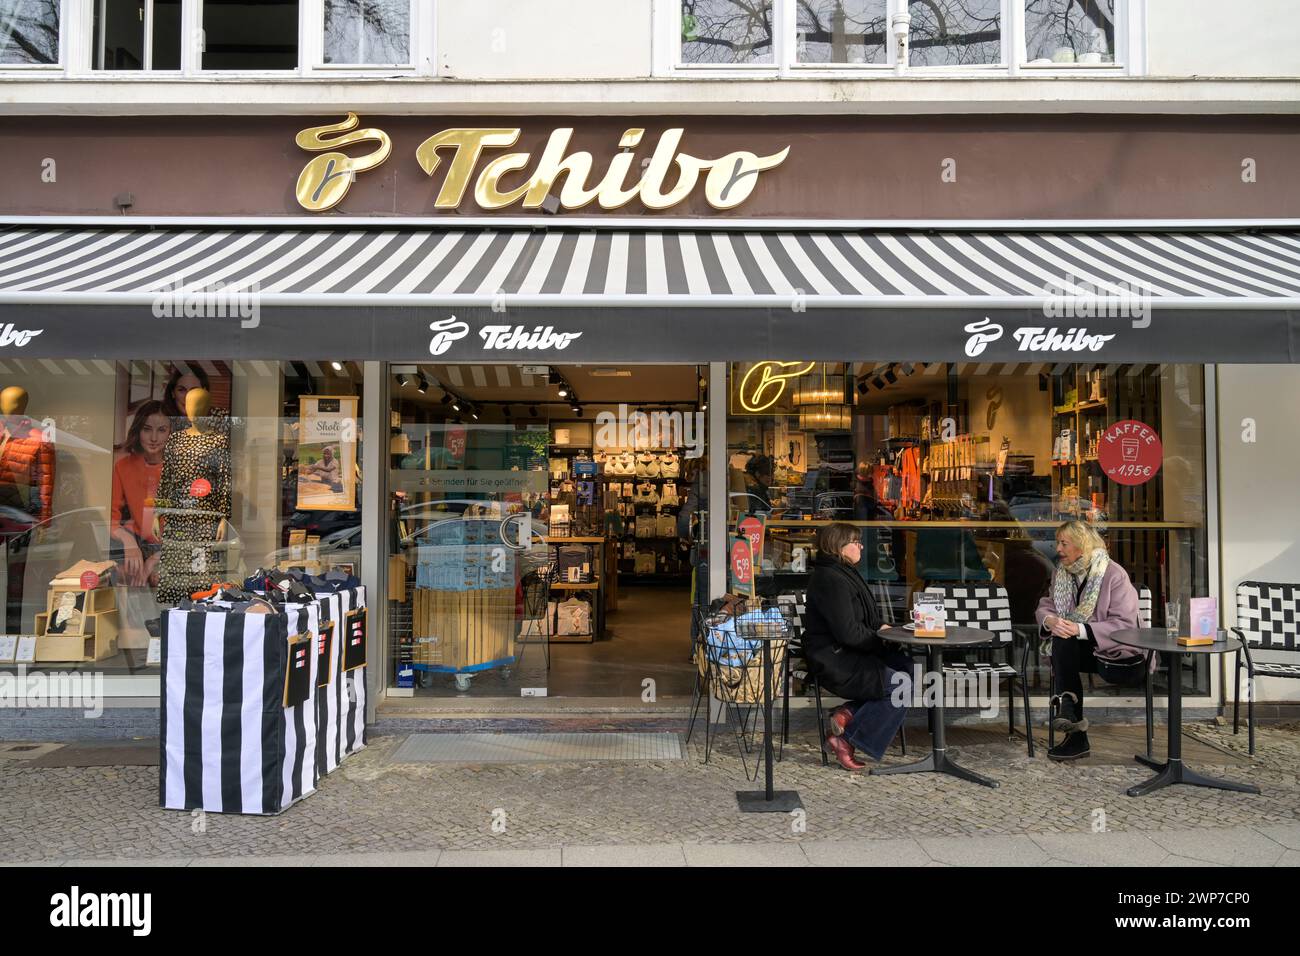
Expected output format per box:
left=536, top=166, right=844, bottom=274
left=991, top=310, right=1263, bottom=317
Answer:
left=1052, top=632, right=1146, bottom=720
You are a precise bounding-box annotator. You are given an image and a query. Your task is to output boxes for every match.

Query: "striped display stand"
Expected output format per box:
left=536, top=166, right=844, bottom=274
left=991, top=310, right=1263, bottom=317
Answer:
left=311, top=586, right=367, bottom=775
left=160, top=602, right=321, bottom=815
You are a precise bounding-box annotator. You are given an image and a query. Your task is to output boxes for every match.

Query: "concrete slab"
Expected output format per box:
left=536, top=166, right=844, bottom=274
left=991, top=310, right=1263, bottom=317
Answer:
left=1028, top=831, right=1168, bottom=867
left=437, top=848, right=562, bottom=867
left=1149, top=828, right=1285, bottom=867
left=1254, top=823, right=1300, bottom=851
left=918, top=834, right=1050, bottom=867
left=562, top=844, right=687, bottom=867
left=800, top=838, right=930, bottom=867
left=682, top=843, right=809, bottom=867
left=191, top=855, right=319, bottom=867
left=312, top=851, right=443, bottom=867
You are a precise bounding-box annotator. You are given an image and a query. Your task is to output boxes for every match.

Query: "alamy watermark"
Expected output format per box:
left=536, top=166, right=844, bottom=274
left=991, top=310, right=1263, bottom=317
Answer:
left=1042, top=272, right=1153, bottom=328
left=595, top=403, right=704, bottom=459
left=151, top=274, right=261, bottom=329
left=0, top=665, right=104, bottom=718
left=890, top=664, right=999, bottom=718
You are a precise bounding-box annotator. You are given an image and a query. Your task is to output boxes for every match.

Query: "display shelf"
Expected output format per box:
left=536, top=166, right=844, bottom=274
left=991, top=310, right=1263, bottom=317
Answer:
left=551, top=582, right=600, bottom=590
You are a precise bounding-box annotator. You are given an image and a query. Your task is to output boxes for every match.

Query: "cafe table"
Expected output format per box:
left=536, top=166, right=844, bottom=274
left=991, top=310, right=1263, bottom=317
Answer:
left=873, top=625, right=1001, bottom=789
left=1112, top=628, right=1260, bottom=797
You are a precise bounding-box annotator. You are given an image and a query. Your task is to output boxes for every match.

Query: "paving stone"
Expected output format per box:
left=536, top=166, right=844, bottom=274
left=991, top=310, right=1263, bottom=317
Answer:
left=313, top=851, right=443, bottom=867
left=1148, top=828, right=1286, bottom=867
left=438, top=848, right=562, bottom=867
left=1158, top=855, right=1224, bottom=867
left=1028, top=831, right=1168, bottom=867
left=191, top=855, right=319, bottom=867
left=682, top=843, right=810, bottom=867
left=1253, top=823, right=1300, bottom=851
left=918, top=834, right=1050, bottom=867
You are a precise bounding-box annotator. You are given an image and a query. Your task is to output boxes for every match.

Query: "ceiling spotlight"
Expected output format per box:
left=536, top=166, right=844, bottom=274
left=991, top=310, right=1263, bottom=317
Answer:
left=701, top=401, right=708, bottom=412
left=417, top=374, right=429, bottom=394
left=470, top=408, right=479, bottom=421
left=331, top=361, right=343, bottom=372
left=557, top=384, right=569, bottom=399
left=451, top=398, right=462, bottom=412
left=571, top=404, right=582, bottom=415
left=396, top=373, right=409, bottom=388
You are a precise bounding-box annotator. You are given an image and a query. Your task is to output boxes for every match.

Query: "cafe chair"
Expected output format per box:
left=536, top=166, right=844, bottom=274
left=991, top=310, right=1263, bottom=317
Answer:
left=1231, top=580, right=1300, bottom=755
left=925, top=584, right=1034, bottom=757
left=776, top=591, right=905, bottom=766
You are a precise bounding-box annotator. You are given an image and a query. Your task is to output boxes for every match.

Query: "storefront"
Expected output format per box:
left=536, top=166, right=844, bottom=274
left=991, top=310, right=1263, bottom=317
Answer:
left=0, top=112, right=1297, bottom=732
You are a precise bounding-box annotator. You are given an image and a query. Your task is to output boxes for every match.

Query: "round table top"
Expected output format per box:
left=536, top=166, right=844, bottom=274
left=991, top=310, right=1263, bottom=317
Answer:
left=1110, top=628, right=1242, bottom=655
left=881, top=625, right=999, bottom=648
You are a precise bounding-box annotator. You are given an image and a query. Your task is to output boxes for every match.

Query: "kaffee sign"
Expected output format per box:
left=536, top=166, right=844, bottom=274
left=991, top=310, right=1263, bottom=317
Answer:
left=296, top=113, right=789, bottom=213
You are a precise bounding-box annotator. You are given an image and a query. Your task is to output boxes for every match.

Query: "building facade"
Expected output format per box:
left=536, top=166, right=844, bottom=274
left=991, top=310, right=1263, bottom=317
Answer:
left=1, top=0, right=1298, bottom=736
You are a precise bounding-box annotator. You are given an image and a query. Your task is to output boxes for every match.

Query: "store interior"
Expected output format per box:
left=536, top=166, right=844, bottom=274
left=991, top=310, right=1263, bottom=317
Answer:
left=389, top=363, right=708, bottom=700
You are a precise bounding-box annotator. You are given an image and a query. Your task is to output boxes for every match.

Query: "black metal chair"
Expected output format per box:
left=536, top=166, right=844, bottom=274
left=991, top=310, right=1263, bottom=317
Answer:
left=1232, top=580, right=1300, bottom=755
left=926, top=584, right=1034, bottom=757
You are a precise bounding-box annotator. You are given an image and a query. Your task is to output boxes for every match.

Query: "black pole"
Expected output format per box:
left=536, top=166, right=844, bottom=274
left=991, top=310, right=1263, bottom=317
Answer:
left=763, top=636, right=774, bottom=800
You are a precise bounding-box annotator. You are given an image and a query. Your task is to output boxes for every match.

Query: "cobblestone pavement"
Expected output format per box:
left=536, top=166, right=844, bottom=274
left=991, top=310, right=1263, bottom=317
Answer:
left=1, top=720, right=1297, bottom=863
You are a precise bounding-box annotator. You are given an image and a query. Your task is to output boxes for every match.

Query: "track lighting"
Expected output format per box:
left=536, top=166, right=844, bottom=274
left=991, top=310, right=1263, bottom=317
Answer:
left=557, top=384, right=569, bottom=399
left=395, top=373, right=409, bottom=388
left=417, top=373, right=429, bottom=394
left=331, top=361, right=343, bottom=372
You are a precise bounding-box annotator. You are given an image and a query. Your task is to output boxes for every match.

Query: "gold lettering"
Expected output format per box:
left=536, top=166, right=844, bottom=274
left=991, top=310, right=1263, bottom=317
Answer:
left=705, top=147, right=791, bottom=210
left=475, top=153, right=532, bottom=210
left=416, top=128, right=520, bottom=208
left=522, top=129, right=600, bottom=209
left=638, top=128, right=704, bottom=211
left=595, top=129, right=645, bottom=209
left=294, top=112, right=392, bottom=212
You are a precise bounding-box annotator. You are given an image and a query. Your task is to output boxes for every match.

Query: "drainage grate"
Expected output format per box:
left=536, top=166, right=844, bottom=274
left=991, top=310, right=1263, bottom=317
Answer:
left=388, top=732, right=683, bottom=764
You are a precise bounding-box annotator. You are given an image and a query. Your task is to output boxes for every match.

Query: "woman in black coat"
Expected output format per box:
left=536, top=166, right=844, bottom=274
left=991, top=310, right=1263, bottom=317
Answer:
left=802, top=522, right=911, bottom=770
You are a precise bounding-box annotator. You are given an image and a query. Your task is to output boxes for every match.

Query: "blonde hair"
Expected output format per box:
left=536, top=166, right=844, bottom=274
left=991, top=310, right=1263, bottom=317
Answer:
left=817, top=522, right=861, bottom=564
left=1056, top=520, right=1107, bottom=561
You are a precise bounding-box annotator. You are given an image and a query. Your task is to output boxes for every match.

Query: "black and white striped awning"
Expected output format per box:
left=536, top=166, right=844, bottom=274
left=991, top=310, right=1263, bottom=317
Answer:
left=3, top=225, right=1300, bottom=303
left=0, top=224, right=1297, bottom=361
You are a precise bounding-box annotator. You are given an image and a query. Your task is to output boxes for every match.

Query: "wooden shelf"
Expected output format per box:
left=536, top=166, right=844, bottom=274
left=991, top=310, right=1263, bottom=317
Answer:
left=551, top=582, right=599, bottom=590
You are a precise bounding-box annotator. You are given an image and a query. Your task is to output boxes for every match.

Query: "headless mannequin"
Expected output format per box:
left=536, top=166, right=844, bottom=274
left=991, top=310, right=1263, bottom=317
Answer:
left=0, top=385, right=28, bottom=419
left=153, top=388, right=228, bottom=542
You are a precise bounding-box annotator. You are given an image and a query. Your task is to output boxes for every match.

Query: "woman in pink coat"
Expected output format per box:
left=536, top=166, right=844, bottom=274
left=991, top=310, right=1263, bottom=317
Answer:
left=1036, top=521, right=1146, bottom=762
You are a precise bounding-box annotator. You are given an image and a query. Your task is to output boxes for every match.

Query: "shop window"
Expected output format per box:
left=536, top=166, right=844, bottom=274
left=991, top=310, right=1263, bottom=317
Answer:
left=0, top=360, right=363, bottom=678
left=0, top=0, right=61, bottom=64
left=906, top=0, right=1002, bottom=67
left=201, top=0, right=299, bottom=70
left=1022, top=0, right=1114, bottom=65
left=680, top=0, right=776, bottom=65
left=322, top=0, right=410, bottom=65
left=91, top=0, right=181, bottom=70
left=726, top=361, right=1209, bottom=697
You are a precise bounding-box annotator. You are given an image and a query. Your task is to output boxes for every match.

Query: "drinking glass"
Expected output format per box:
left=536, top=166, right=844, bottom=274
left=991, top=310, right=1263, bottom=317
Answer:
left=1164, top=601, right=1181, bottom=638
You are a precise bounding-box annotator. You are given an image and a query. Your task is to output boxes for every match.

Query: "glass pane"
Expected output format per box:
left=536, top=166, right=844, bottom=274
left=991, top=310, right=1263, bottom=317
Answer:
left=202, top=0, right=299, bottom=70
left=323, top=0, right=410, bottom=65
left=1024, top=0, right=1115, bottom=64
left=796, top=0, right=887, bottom=65
left=151, top=0, right=182, bottom=70
left=93, top=0, right=145, bottom=70
left=680, top=0, right=775, bottom=65
left=907, top=0, right=1002, bottom=67
left=0, top=359, right=363, bottom=677
left=0, top=0, right=60, bottom=64
left=727, top=361, right=1210, bottom=698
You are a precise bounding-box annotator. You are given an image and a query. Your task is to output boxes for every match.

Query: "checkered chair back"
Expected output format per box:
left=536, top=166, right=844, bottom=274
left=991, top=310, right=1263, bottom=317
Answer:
left=776, top=591, right=807, bottom=643
left=1135, top=583, right=1154, bottom=629
left=925, top=584, right=1012, bottom=643
left=1235, top=581, right=1300, bottom=650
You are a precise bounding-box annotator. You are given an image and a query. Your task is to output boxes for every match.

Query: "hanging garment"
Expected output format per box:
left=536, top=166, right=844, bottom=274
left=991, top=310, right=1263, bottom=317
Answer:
left=635, top=482, right=659, bottom=505
left=660, top=481, right=680, bottom=506
left=900, top=446, right=923, bottom=509
left=156, top=408, right=233, bottom=605
left=636, top=453, right=660, bottom=478
left=659, top=452, right=680, bottom=478
left=635, top=515, right=657, bottom=539
left=656, top=514, right=677, bottom=538
left=612, top=452, right=637, bottom=476
left=0, top=415, right=55, bottom=522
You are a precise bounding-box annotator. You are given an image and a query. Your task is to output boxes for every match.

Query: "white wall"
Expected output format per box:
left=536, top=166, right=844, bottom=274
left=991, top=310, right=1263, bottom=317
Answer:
left=1147, top=0, right=1300, bottom=77
left=436, top=0, right=653, bottom=80
left=1217, top=365, right=1300, bottom=703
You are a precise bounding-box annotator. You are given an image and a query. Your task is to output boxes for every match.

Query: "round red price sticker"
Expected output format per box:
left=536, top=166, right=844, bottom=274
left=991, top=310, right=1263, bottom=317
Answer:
left=730, top=540, right=753, bottom=584
left=189, top=477, right=212, bottom=498
left=79, top=571, right=100, bottom=590
left=739, top=515, right=763, bottom=552
left=1097, top=420, right=1163, bottom=486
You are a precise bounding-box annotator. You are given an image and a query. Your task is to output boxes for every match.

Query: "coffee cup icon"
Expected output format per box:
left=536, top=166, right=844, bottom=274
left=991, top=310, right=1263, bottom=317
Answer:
left=1121, top=438, right=1140, bottom=462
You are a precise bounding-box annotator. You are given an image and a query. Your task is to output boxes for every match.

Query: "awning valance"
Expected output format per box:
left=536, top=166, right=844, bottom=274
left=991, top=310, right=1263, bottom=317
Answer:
left=0, top=224, right=1296, bottom=361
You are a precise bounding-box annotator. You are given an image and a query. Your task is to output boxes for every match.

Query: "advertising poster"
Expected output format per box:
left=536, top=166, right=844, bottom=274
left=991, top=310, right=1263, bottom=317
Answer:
left=297, top=395, right=358, bottom=511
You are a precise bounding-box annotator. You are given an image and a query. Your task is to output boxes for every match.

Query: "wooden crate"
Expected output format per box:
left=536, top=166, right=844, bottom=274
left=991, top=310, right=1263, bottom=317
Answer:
left=34, top=587, right=119, bottom=662
left=411, top=586, right=515, bottom=671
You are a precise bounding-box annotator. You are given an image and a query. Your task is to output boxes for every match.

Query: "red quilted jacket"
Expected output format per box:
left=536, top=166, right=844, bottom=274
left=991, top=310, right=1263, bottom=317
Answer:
left=0, top=418, right=54, bottom=522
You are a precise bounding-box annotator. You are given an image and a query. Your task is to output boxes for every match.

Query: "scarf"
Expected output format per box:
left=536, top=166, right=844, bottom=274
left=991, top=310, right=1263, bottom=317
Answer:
left=1051, top=549, right=1110, bottom=623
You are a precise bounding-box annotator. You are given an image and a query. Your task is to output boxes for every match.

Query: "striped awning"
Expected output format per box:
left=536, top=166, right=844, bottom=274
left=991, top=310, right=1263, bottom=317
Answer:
left=2, top=225, right=1300, bottom=306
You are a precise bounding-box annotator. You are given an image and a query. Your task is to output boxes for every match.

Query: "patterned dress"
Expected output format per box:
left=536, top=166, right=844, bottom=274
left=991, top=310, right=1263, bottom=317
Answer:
left=155, top=408, right=232, bottom=604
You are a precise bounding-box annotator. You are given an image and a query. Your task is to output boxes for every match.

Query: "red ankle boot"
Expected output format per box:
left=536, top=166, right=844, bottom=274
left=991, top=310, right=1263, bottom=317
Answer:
left=826, top=733, right=866, bottom=771
left=828, top=705, right=853, bottom=736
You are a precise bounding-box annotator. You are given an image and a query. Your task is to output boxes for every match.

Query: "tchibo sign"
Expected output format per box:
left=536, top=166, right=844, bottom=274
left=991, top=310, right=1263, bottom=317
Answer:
left=964, top=318, right=1115, bottom=357
left=428, top=317, right=582, bottom=356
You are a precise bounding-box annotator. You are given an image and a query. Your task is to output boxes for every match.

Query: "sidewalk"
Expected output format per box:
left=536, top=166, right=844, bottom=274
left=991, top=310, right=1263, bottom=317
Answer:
left=1, top=719, right=1297, bottom=866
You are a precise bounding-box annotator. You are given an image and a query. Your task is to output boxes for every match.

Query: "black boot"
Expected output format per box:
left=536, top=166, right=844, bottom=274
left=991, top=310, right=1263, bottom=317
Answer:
left=1048, top=730, right=1091, bottom=762
left=1051, top=691, right=1087, bottom=734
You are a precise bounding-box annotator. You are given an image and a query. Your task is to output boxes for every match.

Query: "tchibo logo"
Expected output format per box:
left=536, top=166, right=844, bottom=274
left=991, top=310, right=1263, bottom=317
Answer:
left=428, top=316, right=582, bottom=356
left=49, top=886, right=151, bottom=936
left=0, top=323, right=41, bottom=348
left=963, top=317, right=1114, bottom=356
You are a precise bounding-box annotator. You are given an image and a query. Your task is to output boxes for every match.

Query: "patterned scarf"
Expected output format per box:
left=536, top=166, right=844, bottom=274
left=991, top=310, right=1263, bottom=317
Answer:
left=1051, top=549, right=1110, bottom=623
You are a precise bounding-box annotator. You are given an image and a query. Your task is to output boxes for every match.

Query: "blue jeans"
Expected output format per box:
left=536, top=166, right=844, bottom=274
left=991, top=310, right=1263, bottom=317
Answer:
left=842, top=651, right=911, bottom=761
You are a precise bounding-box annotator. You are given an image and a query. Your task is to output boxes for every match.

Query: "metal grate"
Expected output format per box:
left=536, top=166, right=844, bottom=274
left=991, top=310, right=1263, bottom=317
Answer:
left=388, top=732, right=683, bottom=764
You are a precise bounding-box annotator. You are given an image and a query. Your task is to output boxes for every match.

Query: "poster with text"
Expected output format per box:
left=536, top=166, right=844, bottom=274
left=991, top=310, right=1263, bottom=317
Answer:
left=297, top=395, right=358, bottom=511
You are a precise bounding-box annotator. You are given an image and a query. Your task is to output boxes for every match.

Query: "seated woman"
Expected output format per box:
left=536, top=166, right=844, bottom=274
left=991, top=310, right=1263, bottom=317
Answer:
left=1036, top=520, right=1146, bottom=762
left=802, top=522, right=910, bottom=771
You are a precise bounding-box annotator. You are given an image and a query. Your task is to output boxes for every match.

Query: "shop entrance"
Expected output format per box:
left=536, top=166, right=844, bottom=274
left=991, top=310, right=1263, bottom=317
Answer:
left=387, top=363, right=708, bottom=703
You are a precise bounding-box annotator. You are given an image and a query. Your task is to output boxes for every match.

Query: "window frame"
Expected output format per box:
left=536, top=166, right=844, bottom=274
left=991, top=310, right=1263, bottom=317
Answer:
left=656, top=0, right=1143, bottom=78
left=0, top=0, right=70, bottom=71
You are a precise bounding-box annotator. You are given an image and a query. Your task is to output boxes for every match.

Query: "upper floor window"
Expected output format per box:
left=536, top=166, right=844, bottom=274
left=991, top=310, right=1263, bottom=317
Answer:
left=1, top=0, right=62, bottom=65
left=323, top=0, right=411, bottom=66
left=667, top=0, right=1136, bottom=73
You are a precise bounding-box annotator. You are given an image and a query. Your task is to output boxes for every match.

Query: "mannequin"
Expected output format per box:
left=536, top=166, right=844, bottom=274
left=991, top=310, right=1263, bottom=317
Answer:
left=0, top=385, right=55, bottom=524
left=154, top=387, right=232, bottom=604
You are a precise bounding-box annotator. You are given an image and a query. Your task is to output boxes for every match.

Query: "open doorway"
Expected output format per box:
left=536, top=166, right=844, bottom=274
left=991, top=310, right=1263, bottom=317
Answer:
left=387, top=363, right=708, bottom=704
